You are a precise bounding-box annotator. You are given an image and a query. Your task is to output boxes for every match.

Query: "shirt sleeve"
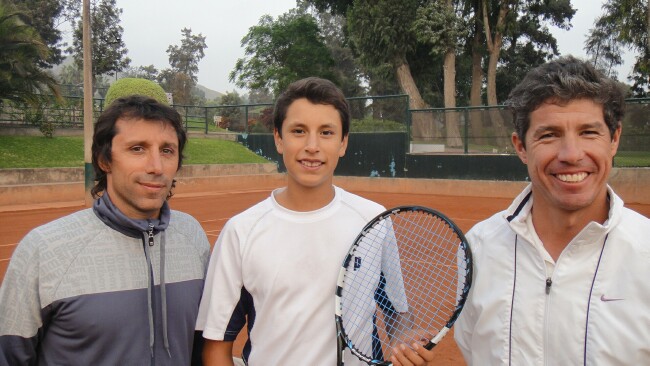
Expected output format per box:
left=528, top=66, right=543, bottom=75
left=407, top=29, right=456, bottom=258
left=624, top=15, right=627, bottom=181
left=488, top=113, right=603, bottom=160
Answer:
left=453, top=228, right=481, bottom=363
left=0, top=231, right=45, bottom=365
left=195, top=220, right=246, bottom=341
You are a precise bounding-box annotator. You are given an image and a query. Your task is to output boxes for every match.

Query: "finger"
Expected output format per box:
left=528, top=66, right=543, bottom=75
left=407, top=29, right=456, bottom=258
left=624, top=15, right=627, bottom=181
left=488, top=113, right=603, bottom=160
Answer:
left=391, top=344, right=425, bottom=366
left=411, top=343, right=435, bottom=362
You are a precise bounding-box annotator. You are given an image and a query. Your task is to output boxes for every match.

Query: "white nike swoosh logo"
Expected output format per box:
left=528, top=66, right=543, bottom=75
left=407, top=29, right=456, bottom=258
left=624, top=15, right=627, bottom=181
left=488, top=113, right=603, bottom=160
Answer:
left=600, top=294, right=624, bottom=302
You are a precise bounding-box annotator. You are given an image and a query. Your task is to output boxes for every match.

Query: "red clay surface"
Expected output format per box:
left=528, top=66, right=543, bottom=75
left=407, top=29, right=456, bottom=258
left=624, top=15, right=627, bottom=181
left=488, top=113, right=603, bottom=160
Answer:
left=2, top=189, right=649, bottom=365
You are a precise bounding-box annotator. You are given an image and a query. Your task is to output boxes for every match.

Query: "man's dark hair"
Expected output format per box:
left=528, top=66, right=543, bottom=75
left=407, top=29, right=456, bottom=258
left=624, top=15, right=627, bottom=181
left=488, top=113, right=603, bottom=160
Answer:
left=272, top=77, right=350, bottom=139
left=91, top=95, right=187, bottom=198
left=506, top=55, right=625, bottom=147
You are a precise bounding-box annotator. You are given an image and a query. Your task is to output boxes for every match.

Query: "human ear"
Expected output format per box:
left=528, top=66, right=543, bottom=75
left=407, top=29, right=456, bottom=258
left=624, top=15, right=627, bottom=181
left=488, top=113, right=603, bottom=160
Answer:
left=273, top=129, right=283, bottom=155
left=512, top=132, right=527, bottom=164
left=338, top=134, right=349, bottom=157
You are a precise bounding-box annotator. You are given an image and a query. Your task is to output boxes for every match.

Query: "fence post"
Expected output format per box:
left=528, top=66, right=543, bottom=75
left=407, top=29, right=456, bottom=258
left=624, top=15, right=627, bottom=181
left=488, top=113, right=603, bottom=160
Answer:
left=245, top=105, right=249, bottom=133
left=464, top=108, right=469, bottom=154
left=405, top=95, right=411, bottom=155
left=205, top=107, right=208, bottom=134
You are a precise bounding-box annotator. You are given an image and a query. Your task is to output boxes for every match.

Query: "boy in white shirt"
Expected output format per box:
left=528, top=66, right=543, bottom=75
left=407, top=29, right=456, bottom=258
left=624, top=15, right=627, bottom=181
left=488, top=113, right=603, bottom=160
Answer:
left=197, top=77, right=427, bottom=365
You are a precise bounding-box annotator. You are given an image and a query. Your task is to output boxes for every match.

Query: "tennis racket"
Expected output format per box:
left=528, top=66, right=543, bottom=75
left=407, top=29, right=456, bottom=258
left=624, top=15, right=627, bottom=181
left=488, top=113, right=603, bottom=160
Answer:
left=335, top=206, right=472, bottom=365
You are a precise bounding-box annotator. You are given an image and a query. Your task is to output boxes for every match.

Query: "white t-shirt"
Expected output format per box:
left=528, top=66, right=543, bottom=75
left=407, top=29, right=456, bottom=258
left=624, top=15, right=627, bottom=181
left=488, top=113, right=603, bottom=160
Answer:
left=196, top=186, right=386, bottom=365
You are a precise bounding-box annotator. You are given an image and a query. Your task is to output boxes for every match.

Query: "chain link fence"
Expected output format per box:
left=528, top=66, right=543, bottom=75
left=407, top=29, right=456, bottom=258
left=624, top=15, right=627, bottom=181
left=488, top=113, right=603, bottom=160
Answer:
left=1, top=95, right=648, bottom=166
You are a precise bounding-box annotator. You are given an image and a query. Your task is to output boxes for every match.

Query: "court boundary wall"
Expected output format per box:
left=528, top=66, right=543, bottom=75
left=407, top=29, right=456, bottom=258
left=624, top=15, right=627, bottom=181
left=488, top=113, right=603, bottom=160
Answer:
left=1, top=166, right=648, bottom=208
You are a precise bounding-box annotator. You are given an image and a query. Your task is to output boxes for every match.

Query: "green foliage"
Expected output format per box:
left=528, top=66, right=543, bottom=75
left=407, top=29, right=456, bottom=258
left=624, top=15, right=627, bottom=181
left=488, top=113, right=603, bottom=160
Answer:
left=413, top=1, right=468, bottom=55
left=104, top=78, right=168, bottom=106
left=587, top=0, right=649, bottom=96
left=69, top=0, right=130, bottom=84
left=24, top=103, right=54, bottom=137
left=158, top=28, right=207, bottom=105
left=230, top=12, right=337, bottom=95
left=13, top=0, right=66, bottom=67
left=347, top=0, right=420, bottom=69
left=217, top=91, right=244, bottom=130
left=315, top=11, right=365, bottom=97
left=350, top=117, right=406, bottom=132
left=120, top=64, right=159, bottom=81
left=0, top=0, right=61, bottom=105
left=0, top=135, right=268, bottom=168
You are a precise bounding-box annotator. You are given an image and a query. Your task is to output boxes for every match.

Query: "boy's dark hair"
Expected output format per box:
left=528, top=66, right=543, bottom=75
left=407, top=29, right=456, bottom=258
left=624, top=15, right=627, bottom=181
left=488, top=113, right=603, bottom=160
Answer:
left=272, top=77, right=350, bottom=139
left=506, top=55, right=625, bottom=147
left=91, top=95, right=187, bottom=198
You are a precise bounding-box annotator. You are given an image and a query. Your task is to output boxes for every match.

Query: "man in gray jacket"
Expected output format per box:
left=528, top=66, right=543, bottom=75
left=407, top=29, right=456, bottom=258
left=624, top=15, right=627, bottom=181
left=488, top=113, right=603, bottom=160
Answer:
left=0, top=95, right=211, bottom=365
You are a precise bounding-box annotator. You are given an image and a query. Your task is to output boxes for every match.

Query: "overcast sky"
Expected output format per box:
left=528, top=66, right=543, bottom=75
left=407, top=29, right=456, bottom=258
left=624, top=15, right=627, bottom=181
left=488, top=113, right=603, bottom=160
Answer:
left=68, top=0, right=635, bottom=94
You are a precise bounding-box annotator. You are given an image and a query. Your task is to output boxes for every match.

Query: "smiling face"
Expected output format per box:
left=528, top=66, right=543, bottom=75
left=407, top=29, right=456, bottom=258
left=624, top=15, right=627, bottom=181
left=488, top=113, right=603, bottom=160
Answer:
left=512, top=98, right=621, bottom=217
left=101, top=117, right=180, bottom=220
left=274, top=98, right=348, bottom=196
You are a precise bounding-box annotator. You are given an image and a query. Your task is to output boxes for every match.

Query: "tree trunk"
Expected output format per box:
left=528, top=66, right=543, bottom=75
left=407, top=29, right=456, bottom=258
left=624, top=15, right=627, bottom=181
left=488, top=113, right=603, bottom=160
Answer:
left=443, top=50, right=462, bottom=147
left=647, top=0, right=650, bottom=51
left=395, top=57, right=434, bottom=141
left=482, top=0, right=510, bottom=148
left=469, top=27, right=485, bottom=148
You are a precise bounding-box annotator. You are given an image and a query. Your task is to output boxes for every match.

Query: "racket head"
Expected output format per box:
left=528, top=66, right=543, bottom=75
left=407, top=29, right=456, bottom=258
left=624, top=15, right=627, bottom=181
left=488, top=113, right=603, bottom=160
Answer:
left=335, top=206, right=472, bottom=364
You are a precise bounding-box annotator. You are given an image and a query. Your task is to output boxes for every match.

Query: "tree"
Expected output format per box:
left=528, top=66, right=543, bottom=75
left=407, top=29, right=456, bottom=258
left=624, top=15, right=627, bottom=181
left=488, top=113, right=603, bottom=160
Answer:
left=413, top=0, right=468, bottom=146
left=230, top=12, right=336, bottom=96
left=120, top=64, right=159, bottom=81
left=586, top=0, right=649, bottom=96
left=348, top=0, right=426, bottom=108
left=0, top=0, right=60, bottom=105
left=313, top=10, right=365, bottom=97
left=12, top=0, right=71, bottom=68
left=158, top=27, right=207, bottom=105
left=217, top=91, right=243, bottom=131
left=69, top=0, right=130, bottom=94
left=248, top=87, right=274, bottom=104
left=480, top=0, right=573, bottom=146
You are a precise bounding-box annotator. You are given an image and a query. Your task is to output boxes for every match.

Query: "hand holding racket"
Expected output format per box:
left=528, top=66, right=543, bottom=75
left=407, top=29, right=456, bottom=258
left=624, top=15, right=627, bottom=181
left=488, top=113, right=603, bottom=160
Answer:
left=335, top=206, right=472, bottom=365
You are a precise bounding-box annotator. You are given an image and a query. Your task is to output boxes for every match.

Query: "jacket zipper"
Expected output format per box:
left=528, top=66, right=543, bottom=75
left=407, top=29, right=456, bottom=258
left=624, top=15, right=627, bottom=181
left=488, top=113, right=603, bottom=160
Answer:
left=148, top=223, right=154, bottom=247
left=545, top=278, right=553, bottom=294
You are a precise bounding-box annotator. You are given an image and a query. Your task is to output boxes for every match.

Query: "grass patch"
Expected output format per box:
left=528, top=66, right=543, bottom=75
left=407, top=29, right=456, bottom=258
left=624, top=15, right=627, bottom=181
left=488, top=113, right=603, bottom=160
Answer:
left=184, top=138, right=268, bottom=164
left=614, top=151, right=650, bottom=167
left=0, top=135, right=268, bottom=169
left=0, top=136, right=84, bottom=168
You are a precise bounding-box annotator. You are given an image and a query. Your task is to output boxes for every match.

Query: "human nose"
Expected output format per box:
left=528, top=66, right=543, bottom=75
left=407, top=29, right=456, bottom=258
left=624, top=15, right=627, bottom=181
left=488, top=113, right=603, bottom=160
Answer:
left=557, top=135, right=584, bottom=163
left=146, top=150, right=163, bottom=174
left=304, top=133, right=320, bottom=153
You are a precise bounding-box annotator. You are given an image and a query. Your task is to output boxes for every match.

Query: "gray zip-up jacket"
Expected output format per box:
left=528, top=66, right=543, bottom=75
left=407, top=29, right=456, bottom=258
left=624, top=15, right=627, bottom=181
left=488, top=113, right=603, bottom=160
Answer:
left=0, top=206, right=210, bottom=365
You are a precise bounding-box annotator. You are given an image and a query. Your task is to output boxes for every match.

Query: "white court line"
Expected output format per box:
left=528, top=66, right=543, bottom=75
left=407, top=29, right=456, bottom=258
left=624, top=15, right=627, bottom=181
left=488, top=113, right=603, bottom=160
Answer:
left=201, top=218, right=229, bottom=224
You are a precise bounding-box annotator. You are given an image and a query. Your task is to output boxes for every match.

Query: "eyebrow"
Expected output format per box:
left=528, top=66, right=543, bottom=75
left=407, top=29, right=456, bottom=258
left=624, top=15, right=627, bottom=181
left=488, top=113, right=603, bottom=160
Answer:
left=121, top=139, right=179, bottom=149
left=532, top=121, right=606, bottom=134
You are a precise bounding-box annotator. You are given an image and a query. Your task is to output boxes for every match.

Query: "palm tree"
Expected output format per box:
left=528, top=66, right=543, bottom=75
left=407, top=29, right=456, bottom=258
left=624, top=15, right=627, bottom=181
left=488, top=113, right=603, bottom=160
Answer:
left=0, top=0, right=60, bottom=106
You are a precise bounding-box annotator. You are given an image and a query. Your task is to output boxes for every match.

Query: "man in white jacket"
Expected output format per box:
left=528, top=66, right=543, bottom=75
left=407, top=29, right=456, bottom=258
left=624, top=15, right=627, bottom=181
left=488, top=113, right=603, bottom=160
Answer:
left=452, top=56, right=650, bottom=365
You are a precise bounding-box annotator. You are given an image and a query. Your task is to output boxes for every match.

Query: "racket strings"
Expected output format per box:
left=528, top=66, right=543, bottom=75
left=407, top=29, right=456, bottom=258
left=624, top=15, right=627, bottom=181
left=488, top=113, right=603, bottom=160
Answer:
left=339, top=209, right=471, bottom=361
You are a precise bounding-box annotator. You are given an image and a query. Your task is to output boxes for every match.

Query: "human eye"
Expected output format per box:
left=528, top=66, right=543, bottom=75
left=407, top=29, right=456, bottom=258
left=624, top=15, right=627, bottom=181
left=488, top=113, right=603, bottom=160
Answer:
left=162, top=147, right=176, bottom=155
left=535, top=131, right=556, bottom=141
left=321, top=129, right=335, bottom=136
left=130, top=145, right=145, bottom=153
left=291, top=127, right=305, bottom=135
left=581, top=129, right=601, bottom=137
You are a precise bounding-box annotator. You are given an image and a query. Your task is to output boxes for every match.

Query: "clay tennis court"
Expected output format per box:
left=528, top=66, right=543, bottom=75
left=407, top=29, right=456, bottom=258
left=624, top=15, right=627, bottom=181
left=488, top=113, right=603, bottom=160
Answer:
left=1, top=186, right=649, bottom=364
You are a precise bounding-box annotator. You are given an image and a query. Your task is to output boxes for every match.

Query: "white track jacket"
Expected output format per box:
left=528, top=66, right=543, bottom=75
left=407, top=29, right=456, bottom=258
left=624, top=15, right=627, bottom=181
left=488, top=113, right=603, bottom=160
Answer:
left=455, top=185, right=650, bottom=365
